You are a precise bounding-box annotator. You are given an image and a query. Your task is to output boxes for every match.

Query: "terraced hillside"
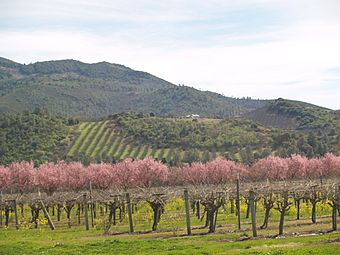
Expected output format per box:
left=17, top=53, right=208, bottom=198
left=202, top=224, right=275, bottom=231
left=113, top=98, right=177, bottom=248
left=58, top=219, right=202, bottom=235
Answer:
left=66, top=113, right=324, bottom=164
left=66, top=112, right=339, bottom=165
left=66, top=120, right=218, bottom=164
left=66, top=115, right=264, bottom=164
left=1, top=110, right=338, bottom=166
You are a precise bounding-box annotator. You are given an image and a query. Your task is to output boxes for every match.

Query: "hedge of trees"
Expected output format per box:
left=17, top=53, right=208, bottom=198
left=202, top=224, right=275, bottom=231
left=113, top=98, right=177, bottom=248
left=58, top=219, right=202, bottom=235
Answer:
left=0, top=154, right=339, bottom=194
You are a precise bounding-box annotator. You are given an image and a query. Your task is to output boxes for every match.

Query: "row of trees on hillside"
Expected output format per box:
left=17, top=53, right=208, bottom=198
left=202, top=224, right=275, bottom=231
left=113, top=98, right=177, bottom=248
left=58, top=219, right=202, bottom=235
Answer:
left=0, top=112, right=71, bottom=165
left=0, top=154, right=339, bottom=194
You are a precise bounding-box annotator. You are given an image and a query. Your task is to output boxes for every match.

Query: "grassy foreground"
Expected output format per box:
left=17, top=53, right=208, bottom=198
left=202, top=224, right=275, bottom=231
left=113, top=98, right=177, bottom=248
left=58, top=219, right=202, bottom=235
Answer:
left=0, top=198, right=339, bottom=254
left=0, top=227, right=339, bottom=255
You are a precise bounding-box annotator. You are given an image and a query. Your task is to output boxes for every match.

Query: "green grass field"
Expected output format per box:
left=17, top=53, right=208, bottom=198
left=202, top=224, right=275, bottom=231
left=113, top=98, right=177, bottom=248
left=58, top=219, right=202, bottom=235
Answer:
left=0, top=224, right=339, bottom=255
left=0, top=197, right=339, bottom=254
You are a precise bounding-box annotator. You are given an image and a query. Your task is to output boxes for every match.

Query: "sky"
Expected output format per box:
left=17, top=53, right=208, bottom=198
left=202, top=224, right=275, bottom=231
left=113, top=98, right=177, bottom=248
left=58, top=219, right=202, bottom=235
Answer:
left=1, top=0, right=340, bottom=109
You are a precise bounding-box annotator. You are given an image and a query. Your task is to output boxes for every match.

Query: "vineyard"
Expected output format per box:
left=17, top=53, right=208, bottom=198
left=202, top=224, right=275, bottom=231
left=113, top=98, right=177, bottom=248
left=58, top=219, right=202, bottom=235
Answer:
left=2, top=110, right=339, bottom=166
left=2, top=2, right=340, bottom=254
left=0, top=156, right=340, bottom=254
left=64, top=112, right=340, bottom=167
left=66, top=120, right=227, bottom=163
left=0, top=154, right=339, bottom=234
left=1, top=179, right=339, bottom=234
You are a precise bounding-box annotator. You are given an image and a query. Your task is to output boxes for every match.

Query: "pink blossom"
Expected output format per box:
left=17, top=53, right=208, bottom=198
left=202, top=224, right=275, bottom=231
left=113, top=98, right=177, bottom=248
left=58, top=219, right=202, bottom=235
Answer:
left=250, top=156, right=289, bottom=180
left=60, top=161, right=89, bottom=191
left=134, top=158, right=168, bottom=188
left=286, top=154, right=308, bottom=180
left=0, top=166, right=10, bottom=191
left=8, top=161, right=35, bottom=193
left=36, top=162, right=62, bottom=195
left=87, top=163, right=115, bottom=189
left=321, top=153, right=340, bottom=177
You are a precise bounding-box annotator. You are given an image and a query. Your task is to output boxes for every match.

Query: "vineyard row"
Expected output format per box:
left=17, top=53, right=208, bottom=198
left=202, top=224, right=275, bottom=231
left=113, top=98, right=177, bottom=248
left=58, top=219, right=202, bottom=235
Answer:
left=66, top=121, right=228, bottom=162
left=1, top=180, right=339, bottom=237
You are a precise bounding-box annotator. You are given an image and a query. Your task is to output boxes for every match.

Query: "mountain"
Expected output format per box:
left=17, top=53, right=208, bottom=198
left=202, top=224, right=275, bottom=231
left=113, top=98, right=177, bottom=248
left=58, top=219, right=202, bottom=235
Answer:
left=1, top=57, right=339, bottom=165
left=244, top=98, right=340, bottom=131
left=0, top=57, right=267, bottom=118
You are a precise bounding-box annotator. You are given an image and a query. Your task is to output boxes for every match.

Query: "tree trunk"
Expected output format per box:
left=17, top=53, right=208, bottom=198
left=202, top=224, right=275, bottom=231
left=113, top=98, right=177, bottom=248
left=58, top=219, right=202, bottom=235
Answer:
left=20, top=204, right=24, bottom=218
left=67, top=211, right=71, bottom=228
left=311, top=202, right=317, bottom=224
left=332, top=204, right=337, bottom=231
left=246, top=202, right=250, bottom=219
left=77, top=203, right=81, bottom=225
left=230, top=199, right=235, bottom=214
left=57, top=205, right=61, bottom=221
left=5, top=208, right=10, bottom=226
left=196, top=200, right=201, bottom=219
left=261, top=206, right=271, bottom=229
left=204, top=211, right=209, bottom=227
left=152, top=208, right=159, bottom=231
left=296, top=199, right=300, bottom=220
left=208, top=210, right=215, bottom=233
left=113, top=208, right=117, bottom=225
left=279, top=209, right=285, bottom=235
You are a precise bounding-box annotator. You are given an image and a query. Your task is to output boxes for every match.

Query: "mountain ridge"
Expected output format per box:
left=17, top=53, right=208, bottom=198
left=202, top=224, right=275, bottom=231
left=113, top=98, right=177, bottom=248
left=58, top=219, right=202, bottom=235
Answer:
left=0, top=57, right=269, bottom=118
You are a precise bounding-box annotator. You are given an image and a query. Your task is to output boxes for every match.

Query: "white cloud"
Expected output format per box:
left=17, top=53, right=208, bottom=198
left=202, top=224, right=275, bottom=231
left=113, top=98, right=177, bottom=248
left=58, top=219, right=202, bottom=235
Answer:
left=1, top=0, right=340, bottom=109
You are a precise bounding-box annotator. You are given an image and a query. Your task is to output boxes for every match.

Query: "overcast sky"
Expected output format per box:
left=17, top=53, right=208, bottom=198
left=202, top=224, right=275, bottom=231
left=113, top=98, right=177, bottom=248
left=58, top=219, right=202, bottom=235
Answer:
left=1, top=0, right=340, bottom=109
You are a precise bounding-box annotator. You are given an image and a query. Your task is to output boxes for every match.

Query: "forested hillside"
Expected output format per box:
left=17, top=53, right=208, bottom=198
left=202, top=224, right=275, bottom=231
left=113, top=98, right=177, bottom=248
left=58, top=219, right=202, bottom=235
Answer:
left=0, top=111, right=72, bottom=165
left=0, top=57, right=267, bottom=118
left=1, top=58, right=339, bottom=166
left=66, top=113, right=340, bottom=166
left=1, top=111, right=339, bottom=166
left=244, top=98, right=340, bottom=131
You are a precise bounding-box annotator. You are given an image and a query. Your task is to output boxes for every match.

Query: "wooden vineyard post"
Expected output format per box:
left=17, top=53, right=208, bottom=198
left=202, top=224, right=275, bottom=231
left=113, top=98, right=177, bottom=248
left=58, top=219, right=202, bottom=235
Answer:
left=126, top=193, right=134, bottom=234
left=334, top=185, right=340, bottom=231
left=338, top=185, right=340, bottom=229
left=40, top=200, right=55, bottom=230
left=249, top=190, right=257, bottom=237
left=89, top=181, right=95, bottom=227
left=0, top=191, right=2, bottom=226
left=13, top=200, right=19, bottom=230
left=236, top=178, right=241, bottom=230
left=184, top=189, right=192, bottom=235
left=331, top=187, right=337, bottom=231
left=332, top=204, right=337, bottom=231
left=83, top=194, right=89, bottom=231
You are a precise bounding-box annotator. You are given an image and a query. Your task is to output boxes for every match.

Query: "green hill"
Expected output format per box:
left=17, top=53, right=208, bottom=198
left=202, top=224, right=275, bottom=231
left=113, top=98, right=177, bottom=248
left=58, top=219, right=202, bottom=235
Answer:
left=0, top=111, right=72, bottom=165
left=1, top=58, right=339, bottom=165
left=244, top=98, right=340, bottom=131
left=65, top=112, right=340, bottom=166
left=0, top=57, right=267, bottom=118
left=1, top=111, right=339, bottom=166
